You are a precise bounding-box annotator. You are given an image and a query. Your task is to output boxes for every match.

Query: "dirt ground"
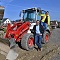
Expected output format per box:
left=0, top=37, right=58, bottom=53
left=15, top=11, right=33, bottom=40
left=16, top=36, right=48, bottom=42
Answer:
left=0, top=53, right=5, bottom=60
left=0, top=28, right=60, bottom=60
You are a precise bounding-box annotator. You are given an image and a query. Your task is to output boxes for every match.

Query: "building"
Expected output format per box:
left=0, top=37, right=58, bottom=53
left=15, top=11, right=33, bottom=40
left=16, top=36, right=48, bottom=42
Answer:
left=2, top=18, right=11, bottom=26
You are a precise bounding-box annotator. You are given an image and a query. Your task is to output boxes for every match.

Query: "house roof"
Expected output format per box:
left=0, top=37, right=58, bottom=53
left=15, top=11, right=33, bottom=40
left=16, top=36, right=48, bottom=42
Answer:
left=2, top=18, right=9, bottom=23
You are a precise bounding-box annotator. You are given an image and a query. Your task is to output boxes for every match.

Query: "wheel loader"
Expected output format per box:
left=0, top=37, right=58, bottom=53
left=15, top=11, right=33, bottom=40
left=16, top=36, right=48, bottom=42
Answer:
left=1, top=7, right=51, bottom=50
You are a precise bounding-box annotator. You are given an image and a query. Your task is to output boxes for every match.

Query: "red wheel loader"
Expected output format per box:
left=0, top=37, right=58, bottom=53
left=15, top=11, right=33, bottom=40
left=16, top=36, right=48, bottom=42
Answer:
left=3, top=7, right=51, bottom=50
left=5, top=21, right=34, bottom=50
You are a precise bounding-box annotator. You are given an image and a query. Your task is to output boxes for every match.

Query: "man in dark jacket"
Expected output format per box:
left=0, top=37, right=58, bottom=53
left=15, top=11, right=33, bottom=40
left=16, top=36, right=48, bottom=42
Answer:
left=33, top=20, right=42, bottom=51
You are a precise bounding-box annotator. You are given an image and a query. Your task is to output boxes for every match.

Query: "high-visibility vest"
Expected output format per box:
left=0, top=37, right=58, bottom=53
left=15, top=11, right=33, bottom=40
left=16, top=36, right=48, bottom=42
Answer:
left=40, top=14, right=50, bottom=25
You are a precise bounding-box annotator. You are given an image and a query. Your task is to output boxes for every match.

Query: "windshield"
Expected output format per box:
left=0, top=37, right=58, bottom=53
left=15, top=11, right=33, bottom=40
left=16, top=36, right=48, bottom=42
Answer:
left=20, top=9, right=43, bottom=22
left=23, top=11, right=36, bottom=22
left=23, top=11, right=41, bottom=22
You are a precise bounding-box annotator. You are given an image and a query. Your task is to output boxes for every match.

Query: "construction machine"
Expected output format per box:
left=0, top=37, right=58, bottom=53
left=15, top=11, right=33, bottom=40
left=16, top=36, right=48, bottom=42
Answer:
left=1, top=7, right=51, bottom=50
left=19, top=7, right=51, bottom=43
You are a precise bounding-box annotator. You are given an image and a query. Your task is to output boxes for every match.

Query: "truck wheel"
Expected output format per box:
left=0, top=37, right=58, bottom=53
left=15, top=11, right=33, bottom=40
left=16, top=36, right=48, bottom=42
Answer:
left=21, top=33, right=34, bottom=50
left=43, top=31, right=49, bottom=43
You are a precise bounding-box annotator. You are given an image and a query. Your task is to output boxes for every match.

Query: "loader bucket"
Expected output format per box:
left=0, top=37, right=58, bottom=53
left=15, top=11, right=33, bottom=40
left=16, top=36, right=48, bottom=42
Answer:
left=9, top=38, right=17, bottom=49
left=0, top=37, right=17, bottom=49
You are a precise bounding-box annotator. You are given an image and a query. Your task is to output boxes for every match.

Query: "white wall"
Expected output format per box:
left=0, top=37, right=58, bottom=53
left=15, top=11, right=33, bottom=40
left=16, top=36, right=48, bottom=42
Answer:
left=4, top=19, right=11, bottom=24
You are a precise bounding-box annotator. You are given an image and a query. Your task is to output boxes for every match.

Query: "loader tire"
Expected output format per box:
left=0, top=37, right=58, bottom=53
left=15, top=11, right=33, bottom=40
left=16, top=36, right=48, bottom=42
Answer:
left=43, top=31, right=49, bottom=43
left=21, top=33, right=34, bottom=50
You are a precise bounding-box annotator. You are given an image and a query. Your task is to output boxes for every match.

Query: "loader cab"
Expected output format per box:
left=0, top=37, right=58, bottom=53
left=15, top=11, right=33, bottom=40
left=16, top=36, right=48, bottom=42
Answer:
left=20, top=8, right=46, bottom=22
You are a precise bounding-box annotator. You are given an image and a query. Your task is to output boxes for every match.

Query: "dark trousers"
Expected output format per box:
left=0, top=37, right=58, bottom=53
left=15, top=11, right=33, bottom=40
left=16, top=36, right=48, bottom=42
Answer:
left=35, top=34, right=42, bottom=48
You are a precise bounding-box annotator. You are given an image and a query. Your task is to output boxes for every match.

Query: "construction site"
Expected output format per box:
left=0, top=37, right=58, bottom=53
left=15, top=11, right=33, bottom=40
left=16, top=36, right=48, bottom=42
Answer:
left=0, top=5, right=60, bottom=60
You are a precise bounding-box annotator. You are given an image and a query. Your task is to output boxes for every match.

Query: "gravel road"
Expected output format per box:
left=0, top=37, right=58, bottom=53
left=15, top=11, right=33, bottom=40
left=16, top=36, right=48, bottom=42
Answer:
left=0, top=28, right=60, bottom=60
left=41, top=28, right=60, bottom=60
left=50, top=28, right=60, bottom=46
left=50, top=28, right=60, bottom=60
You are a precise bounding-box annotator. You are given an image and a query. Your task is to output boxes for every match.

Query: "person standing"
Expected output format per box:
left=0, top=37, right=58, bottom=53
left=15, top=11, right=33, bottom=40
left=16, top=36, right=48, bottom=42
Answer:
left=33, top=20, right=42, bottom=51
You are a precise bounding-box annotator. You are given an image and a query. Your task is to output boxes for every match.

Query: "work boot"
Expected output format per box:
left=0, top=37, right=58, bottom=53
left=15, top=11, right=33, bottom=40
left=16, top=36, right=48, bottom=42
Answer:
left=38, top=48, right=43, bottom=51
left=41, top=42, right=45, bottom=44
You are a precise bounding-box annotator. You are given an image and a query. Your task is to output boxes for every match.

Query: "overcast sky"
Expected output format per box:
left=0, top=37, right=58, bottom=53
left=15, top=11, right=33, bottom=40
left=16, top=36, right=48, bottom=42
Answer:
left=0, top=0, right=60, bottom=21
